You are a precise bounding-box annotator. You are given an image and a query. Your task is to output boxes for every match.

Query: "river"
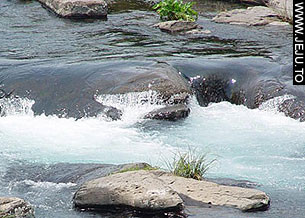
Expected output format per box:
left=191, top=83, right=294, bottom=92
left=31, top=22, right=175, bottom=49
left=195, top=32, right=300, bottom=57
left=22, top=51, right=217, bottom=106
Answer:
left=1, top=0, right=303, bottom=218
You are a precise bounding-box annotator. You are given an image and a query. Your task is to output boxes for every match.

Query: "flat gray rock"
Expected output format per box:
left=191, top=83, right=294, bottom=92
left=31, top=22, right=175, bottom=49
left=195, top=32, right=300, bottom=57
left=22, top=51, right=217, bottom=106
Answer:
left=157, top=171, right=270, bottom=212
left=37, top=0, right=107, bottom=18
left=0, top=197, right=34, bottom=218
left=74, top=170, right=270, bottom=214
left=213, top=6, right=283, bottom=26
left=73, top=170, right=184, bottom=213
left=154, top=21, right=200, bottom=32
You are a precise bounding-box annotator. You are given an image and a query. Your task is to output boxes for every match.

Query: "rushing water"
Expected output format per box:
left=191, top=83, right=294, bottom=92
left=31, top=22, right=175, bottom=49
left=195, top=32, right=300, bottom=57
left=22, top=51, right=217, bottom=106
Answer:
left=0, top=0, right=301, bottom=218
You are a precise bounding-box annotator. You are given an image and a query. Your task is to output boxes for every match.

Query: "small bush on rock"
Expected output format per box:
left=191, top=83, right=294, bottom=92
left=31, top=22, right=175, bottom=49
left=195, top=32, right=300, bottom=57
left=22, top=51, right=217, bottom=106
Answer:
left=167, top=148, right=215, bottom=180
left=153, top=0, right=198, bottom=22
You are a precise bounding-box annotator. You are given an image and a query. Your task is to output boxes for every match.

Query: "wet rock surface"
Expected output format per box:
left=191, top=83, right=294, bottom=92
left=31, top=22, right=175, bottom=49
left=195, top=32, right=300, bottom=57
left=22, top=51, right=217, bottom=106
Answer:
left=173, top=58, right=305, bottom=122
left=37, top=0, right=108, bottom=18
left=0, top=197, right=34, bottom=218
left=3, top=162, right=150, bottom=185
left=144, top=104, right=190, bottom=121
left=0, top=62, right=191, bottom=120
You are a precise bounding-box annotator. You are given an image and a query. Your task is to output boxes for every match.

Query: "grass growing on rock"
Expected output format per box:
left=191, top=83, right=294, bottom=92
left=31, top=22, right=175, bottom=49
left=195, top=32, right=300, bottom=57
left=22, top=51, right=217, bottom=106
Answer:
left=167, top=147, right=215, bottom=180
left=0, top=213, right=16, bottom=218
left=153, top=0, right=198, bottom=22
left=116, top=165, right=159, bottom=174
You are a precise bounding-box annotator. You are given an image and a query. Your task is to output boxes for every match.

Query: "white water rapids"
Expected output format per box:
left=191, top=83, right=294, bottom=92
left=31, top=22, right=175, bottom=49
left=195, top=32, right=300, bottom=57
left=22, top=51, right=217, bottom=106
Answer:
left=0, top=92, right=305, bottom=217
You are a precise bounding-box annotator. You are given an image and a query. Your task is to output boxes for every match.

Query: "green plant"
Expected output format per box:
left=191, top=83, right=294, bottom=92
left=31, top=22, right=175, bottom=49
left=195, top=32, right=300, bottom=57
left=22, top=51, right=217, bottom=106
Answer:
left=167, top=147, right=215, bottom=180
left=153, top=0, right=198, bottom=22
left=115, top=165, right=159, bottom=174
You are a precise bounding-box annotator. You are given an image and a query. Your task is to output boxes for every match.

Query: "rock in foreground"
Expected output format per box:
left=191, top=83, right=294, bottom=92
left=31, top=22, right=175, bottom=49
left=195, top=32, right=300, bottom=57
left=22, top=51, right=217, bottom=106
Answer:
left=213, top=6, right=286, bottom=26
left=73, top=170, right=184, bottom=214
left=0, top=197, right=34, bottom=218
left=157, top=171, right=270, bottom=212
left=74, top=170, right=270, bottom=214
left=37, top=0, right=107, bottom=18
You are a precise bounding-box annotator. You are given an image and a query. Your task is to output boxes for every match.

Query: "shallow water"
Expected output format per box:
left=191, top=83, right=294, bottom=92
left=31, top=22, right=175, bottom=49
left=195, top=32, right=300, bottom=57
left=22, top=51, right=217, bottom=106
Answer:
left=0, top=0, right=301, bottom=218
left=0, top=0, right=292, bottom=64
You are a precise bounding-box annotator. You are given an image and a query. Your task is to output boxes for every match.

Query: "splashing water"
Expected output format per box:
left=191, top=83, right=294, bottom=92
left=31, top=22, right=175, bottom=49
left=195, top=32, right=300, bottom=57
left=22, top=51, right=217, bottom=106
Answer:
left=0, top=97, right=34, bottom=117
left=96, top=90, right=165, bottom=123
left=1, top=94, right=305, bottom=217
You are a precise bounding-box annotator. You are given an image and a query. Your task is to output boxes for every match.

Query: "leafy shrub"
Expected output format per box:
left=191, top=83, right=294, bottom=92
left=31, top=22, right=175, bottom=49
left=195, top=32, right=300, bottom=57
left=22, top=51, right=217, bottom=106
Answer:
left=153, top=0, right=198, bottom=22
left=167, top=148, right=215, bottom=180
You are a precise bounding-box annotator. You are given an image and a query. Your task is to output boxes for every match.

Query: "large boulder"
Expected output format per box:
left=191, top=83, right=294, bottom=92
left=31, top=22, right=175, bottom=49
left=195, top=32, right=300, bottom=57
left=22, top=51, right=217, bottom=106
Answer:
left=37, top=0, right=108, bottom=18
left=0, top=197, right=34, bottom=218
left=73, top=170, right=184, bottom=214
left=73, top=170, right=270, bottom=214
left=104, top=62, right=192, bottom=103
left=213, top=6, right=286, bottom=26
left=0, top=61, right=191, bottom=120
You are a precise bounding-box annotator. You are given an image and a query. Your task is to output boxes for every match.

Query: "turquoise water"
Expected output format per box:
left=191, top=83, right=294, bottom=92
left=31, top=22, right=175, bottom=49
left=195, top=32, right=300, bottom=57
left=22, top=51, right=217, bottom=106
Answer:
left=1, top=95, right=304, bottom=190
left=1, top=94, right=305, bottom=217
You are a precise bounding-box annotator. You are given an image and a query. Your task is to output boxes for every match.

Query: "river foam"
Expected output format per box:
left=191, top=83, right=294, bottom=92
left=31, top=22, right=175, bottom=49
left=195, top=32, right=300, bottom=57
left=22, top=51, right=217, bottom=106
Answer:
left=1, top=94, right=305, bottom=217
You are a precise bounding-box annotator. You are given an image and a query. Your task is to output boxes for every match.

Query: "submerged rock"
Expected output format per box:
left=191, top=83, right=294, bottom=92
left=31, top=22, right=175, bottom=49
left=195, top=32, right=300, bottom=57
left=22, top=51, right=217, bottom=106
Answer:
left=144, top=104, right=190, bottom=121
left=73, top=170, right=270, bottom=214
left=154, top=21, right=200, bottom=33
left=213, top=6, right=283, bottom=26
left=37, top=0, right=107, bottom=18
left=73, top=170, right=184, bottom=214
left=3, top=162, right=152, bottom=185
left=0, top=197, right=34, bottom=218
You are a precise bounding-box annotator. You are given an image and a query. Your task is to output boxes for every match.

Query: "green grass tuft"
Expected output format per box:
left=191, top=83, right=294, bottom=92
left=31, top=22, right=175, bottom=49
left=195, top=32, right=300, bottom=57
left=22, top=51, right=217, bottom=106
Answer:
left=153, top=0, right=198, bottom=22
left=167, top=147, right=215, bottom=180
